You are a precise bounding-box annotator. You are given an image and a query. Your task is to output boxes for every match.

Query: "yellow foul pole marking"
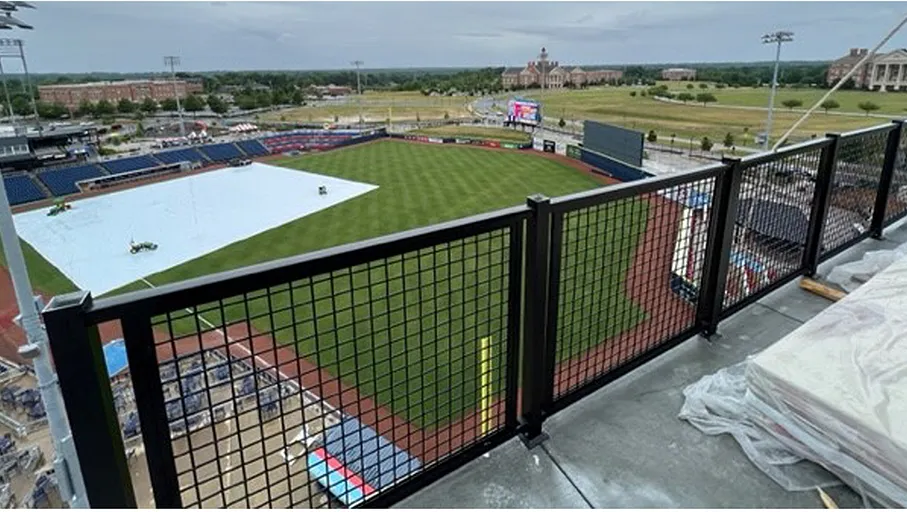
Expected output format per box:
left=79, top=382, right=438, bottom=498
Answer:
left=480, top=336, right=492, bottom=436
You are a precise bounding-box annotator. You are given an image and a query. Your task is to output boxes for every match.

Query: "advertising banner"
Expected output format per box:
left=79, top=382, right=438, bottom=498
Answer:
left=555, top=141, right=567, bottom=155
left=428, top=137, right=444, bottom=144
left=455, top=138, right=472, bottom=145
left=566, top=144, right=582, bottom=159
left=543, top=140, right=556, bottom=153
left=533, top=138, right=544, bottom=151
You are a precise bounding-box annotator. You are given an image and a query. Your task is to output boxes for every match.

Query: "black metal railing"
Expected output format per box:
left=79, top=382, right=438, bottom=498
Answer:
left=42, top=119, right=907, bottom=508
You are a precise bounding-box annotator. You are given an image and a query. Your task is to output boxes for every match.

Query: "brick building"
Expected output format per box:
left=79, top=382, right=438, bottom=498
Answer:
left=38, top=79, right=204, bottom=109
left=501, top=47, right=623, bottom=89
left=826, top=48, right=871, bottom=88
left=661, top=68, right=697, bottom=81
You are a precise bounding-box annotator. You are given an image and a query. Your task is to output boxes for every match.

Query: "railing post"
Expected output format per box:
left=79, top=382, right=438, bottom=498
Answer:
left=802, top=133, right=840, bottom=276
left=121, top=313, right=183, bottom=508
left=870, top=120, right=905, bottom=239
left=42, top=291, right=137, bottom=508
left=519, top=194, right=551, bottom=448
left=696, top=157, right=743, bottom=337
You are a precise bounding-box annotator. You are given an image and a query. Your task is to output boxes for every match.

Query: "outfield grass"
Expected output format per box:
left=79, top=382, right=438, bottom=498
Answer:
left=409, top=125, right=532, bottom=143
left=6, top=140, right=649, bottom=429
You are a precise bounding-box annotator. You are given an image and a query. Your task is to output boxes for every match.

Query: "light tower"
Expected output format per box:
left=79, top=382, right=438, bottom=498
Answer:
left=164, top=55, right=187, bottom=138
left=351, top=60, right=364, bottom=129
left=761, top=30, right=794, bottom=149
left=0, top=2, right=88, bottom=507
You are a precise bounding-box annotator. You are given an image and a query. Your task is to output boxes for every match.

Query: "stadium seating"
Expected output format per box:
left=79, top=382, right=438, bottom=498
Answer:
left=260, top=131, right=360, bottom=154
left=3, top=174, right=47, bottom=205
left=198, top=143, right=243, bottom=162
left=236, top=139, right=270, bottom=157
left=154, top=147, right=209, bottom=166
left=38, top=164, right=106, bottom=196
left=102, top=155, right=162, bottom=175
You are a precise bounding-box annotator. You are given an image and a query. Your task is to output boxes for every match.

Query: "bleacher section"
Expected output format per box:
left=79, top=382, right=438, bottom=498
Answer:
left=198, top=143, right=243, bottom=162
left=102, top=155, right=162, bottom=175
left=236, top=139, right=270, bottom=157
left=3, top=174, right=47, bottom=206
left=38, top=164, right=106, bottom=196
left=155, top=147, right=209, bottom=166
left=261, top=130, right=363, bottom=154
left=6, top=131, right=386, bottom=205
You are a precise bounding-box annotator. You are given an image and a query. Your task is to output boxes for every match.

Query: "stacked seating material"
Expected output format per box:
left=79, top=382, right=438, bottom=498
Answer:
left=3, top=174, right=46, bottom=205
left=198, top=142, right=243, bottom=162
left=38, top=164, right=106, bottom=196
left=236, top=139, right=270, bottom=157
left=102, top=155, right=162, bottom=175
left=154, top=147, right=209, bottom=166
left=745, top=254, right=907, bottom=507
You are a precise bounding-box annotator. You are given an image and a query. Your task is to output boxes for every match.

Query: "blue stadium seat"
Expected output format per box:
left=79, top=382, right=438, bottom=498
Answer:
left=3, top=175, right=46, bottom=205
left=102, top=155, right=162, bottom=175
left=236, top=139, right=269, bottom=157
left=198, top=143, right=242, bottom=162
left=154, top=147, right=209, bottom=165
left=38, top=165, right=105, bottom=196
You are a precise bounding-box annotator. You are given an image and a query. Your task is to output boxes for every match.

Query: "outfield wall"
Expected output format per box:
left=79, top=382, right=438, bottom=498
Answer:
left=574, top=147, right=654, bottom=182
left=388, top=132, right=532, bottom=150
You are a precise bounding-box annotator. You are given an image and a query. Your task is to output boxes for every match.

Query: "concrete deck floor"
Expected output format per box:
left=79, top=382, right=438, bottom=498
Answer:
left=397, top=219, right=907, bottom=509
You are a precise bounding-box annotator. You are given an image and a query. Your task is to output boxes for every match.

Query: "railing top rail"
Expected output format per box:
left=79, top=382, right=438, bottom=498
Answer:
left=550, top=162, right=726, bottom=213
left=839, top=121, right=899, bottom=139
left=738, top=136, right=833, bottom=167
left=86, top=204, right=529, bottom=323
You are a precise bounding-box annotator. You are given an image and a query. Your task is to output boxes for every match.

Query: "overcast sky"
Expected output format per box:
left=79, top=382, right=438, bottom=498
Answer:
left=13, top=2, right=907, bottom=74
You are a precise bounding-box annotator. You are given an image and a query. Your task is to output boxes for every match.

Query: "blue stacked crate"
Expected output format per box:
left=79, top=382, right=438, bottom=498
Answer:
left=154, top=147, right=209, bottom=166
left=3, top=175, right=47, bottom=205
left=38, top=164, right=105, bottom=197
left=198, top=142, right=242, bottom=162
left=237, top=139, right=269, bottom=157
left=102, top=155, right=162, bottom=175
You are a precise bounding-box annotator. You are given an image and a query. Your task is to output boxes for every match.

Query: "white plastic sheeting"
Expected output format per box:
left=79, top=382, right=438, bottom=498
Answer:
left=14, top=163, right=378, bottom=295
left=682, top=251, right=907, bottom=507
left=826, top=240, right=907, bottom=292
left=679, top=363, right=842, bottom=492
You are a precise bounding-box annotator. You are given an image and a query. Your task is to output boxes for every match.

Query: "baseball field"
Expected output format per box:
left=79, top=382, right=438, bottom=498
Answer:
left=1, top=139, right=652, bottom=432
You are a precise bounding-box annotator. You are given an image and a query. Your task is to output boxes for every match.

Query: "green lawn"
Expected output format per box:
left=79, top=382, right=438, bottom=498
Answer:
left=409, top=124, right=533, bottom=143
left=8, top=140, right=649, bottom=429
left=504, top=85, right=888, bottom=146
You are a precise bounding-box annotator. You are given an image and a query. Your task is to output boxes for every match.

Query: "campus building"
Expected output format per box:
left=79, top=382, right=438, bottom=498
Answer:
left=661, top=68, right=697, bottom=81
left=501, top=47, right=623, bottom=89
left=826, top=47, right=907, bottom=90
left=38, top=79, right=204, bottom=109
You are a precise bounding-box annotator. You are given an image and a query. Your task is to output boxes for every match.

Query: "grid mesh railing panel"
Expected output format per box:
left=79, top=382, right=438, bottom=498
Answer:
left=723, top=147, right=822, bottom=309
left=885, top=126, right=907, bottom=225
left=821, top=129, right=889, bottom=257
left=114, top=226, right=520, bottom=508
left=550, top=177, right=715, bottom=400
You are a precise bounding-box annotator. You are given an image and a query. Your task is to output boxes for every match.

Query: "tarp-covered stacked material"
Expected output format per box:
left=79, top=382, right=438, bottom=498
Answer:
left=746, top=254, right=907, bottom=507
left=307, top=416, right=421, bottom=506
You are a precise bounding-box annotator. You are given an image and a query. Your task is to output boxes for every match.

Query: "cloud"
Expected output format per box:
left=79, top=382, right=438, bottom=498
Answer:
left=15, top=2, right=907, bottom=73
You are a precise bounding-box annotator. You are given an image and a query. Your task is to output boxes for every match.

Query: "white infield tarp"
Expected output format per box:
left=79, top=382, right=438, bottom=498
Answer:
left=15, top=163, right=378, bottom=295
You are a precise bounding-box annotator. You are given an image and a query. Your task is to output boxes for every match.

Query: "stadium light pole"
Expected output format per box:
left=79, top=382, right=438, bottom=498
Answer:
left=164, top=55, right=187, bottom=138
left=0, top=3, right=89, bottom=508
left=351, top=60, right=363, bottom=130
left=761, top=30, right=794, bottom=150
